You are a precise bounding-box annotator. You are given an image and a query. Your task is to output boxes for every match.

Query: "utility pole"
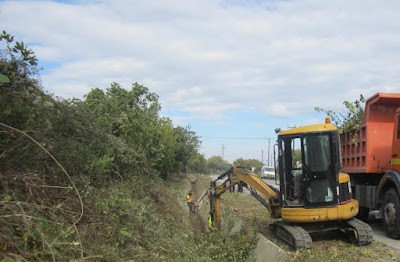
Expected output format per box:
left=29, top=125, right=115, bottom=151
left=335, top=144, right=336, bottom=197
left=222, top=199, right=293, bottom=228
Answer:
left=221, top=144, right=226, bottom=160
left=263, top=138, right=273, bottom=166
left=261, top=150, right=264, bottom=165
left=267, top=138, right=271, bottom=166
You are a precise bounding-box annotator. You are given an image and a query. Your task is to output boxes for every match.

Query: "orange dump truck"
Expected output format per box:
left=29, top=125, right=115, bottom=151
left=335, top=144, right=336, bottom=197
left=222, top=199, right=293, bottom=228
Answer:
left=340, top=92, right=400, bottom=238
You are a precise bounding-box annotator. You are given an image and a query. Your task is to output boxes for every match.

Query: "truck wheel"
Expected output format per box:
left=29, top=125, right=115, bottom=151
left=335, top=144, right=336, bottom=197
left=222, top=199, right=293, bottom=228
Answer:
left=383, top=188, right=400, bottom=239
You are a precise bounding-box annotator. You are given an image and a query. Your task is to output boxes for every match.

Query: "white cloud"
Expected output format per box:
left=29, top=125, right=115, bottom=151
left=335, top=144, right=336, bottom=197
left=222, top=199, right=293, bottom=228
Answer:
left=42, top=57, right=149, bottom=97
left=267, top=103, right=295, bottom=118
left=251, top=122, right=266, bottom=128
left=1, top=0, right=400, bottom=122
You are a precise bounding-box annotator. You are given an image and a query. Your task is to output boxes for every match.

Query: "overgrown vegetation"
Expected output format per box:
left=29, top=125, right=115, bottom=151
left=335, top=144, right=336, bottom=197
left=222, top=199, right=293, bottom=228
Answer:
left=206, top=156, right=231, bottom=174
left=0, top=31, right=257, bottom=261
left=181, top=219, right=255, bottom=262
left=315, top=94, right=366, bottom=133
left=187, top=152, right=209, bottom=175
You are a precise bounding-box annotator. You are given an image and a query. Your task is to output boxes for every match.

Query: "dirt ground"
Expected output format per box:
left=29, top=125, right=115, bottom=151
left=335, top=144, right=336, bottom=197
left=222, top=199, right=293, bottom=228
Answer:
left=220, top=191, right=400, bottom=262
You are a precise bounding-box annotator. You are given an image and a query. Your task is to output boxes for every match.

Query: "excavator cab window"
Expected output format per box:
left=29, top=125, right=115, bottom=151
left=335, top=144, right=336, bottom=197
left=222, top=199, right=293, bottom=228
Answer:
left=279, top=131, right=340, bottom=208
left=280, top=136, right=305, bottom=206
left=303, top=134, right=334, bottom=204
left=303, top=135, right=331, bottom=172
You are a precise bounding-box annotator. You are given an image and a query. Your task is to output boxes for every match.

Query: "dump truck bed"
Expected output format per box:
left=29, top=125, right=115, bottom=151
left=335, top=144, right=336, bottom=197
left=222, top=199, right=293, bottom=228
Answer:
left=341, top=93, right=400, bottom=174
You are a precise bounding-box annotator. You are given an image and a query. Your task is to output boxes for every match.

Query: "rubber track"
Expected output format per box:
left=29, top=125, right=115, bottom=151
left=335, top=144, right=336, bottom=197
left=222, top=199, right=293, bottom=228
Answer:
left=269, top=222, right=312, bottom=249
left=345, top=218, right=373, bottom=246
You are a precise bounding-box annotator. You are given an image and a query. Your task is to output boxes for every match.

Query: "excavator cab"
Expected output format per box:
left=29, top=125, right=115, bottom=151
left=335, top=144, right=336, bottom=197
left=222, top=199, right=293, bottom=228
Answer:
left=278, top=130, right=341, bottom=209
left=274, top=119, right=361, bottom=225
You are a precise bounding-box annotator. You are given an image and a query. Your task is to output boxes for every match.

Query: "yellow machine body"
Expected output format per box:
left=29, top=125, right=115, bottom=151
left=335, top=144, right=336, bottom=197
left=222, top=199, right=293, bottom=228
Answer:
left=281, top=200, right=358, bottom=223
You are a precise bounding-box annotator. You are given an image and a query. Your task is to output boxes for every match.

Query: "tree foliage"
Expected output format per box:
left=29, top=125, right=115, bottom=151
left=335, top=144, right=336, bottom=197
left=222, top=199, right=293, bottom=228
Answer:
left=83, top=84, right=200, bottom=178
left=0, top=30, right=41, bottom=130
left=315, top=95, right=366, bottom=133
left=187, top=152, right=208, bottom=174
left=233, top=158, right=263, bottom=173
left=207, top=155, right=231, bottom=173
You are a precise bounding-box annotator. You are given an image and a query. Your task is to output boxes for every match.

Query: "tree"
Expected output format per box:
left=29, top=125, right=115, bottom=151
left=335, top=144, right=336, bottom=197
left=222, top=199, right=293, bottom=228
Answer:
left=315, top=95, right=365, bottom=133
left=187, top=152, right=208, bottom=175
left=0, top=30, right=41, bottom=131
left=233, top=158, right=263, bottom=173
left=172, top=125, right=200, bottom=177
left=153, top=119, right=200, bottom=179
left=83, top=83, right=201, bottom=179
left=83, top=82, right=163, bottom=176
left=207, top=156, right=231, bottom=173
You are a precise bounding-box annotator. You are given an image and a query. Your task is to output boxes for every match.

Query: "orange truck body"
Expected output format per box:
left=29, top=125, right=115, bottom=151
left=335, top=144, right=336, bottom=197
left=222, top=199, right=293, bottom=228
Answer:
left=341, top=93, right=400, bottom=174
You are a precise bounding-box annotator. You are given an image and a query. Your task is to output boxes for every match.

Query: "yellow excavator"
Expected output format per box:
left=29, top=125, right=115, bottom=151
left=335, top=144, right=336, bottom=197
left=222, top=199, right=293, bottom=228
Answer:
left=209, top=118, right=373, bottom=249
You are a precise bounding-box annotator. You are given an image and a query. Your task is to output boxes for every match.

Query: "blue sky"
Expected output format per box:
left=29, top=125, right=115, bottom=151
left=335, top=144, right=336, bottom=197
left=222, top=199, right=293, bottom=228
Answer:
left=1, top=0, right=400, bottom=163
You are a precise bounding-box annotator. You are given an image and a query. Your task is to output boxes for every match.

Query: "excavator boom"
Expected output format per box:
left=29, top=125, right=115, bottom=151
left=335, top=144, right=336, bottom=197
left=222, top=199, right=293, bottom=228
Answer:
left=210, top=166, right=281, bottom=228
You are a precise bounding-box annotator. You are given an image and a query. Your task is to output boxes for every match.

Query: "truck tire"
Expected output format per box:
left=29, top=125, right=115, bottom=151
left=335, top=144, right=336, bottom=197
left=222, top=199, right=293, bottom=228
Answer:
left=383, top=188, right=400, bottom=239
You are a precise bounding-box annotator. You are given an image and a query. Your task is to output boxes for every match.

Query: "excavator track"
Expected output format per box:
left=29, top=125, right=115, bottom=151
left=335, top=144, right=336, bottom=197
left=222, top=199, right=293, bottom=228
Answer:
left=343, top=218, right=373, bottom=246
left=269, top=222, right=312, bottom=250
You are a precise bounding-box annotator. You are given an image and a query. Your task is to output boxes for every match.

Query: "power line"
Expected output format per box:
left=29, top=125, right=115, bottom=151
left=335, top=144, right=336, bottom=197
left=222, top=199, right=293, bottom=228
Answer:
left=201, top=136, right=273, bottom=140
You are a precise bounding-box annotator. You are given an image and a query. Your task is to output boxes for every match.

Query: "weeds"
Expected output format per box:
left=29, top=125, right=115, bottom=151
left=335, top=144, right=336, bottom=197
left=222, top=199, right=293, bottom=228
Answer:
left=0, top=171, right=83, bottom=261
left=181, top=230, right=255, bottom=262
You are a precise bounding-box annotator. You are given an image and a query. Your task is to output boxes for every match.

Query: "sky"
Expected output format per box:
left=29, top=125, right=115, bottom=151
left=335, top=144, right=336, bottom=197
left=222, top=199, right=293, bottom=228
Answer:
left=1, top=0, right=400, bottom=163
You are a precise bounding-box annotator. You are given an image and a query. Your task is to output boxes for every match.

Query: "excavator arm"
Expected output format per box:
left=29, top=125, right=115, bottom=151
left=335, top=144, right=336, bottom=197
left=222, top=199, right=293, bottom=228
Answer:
left=210, top=166, right=281, bottom=228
